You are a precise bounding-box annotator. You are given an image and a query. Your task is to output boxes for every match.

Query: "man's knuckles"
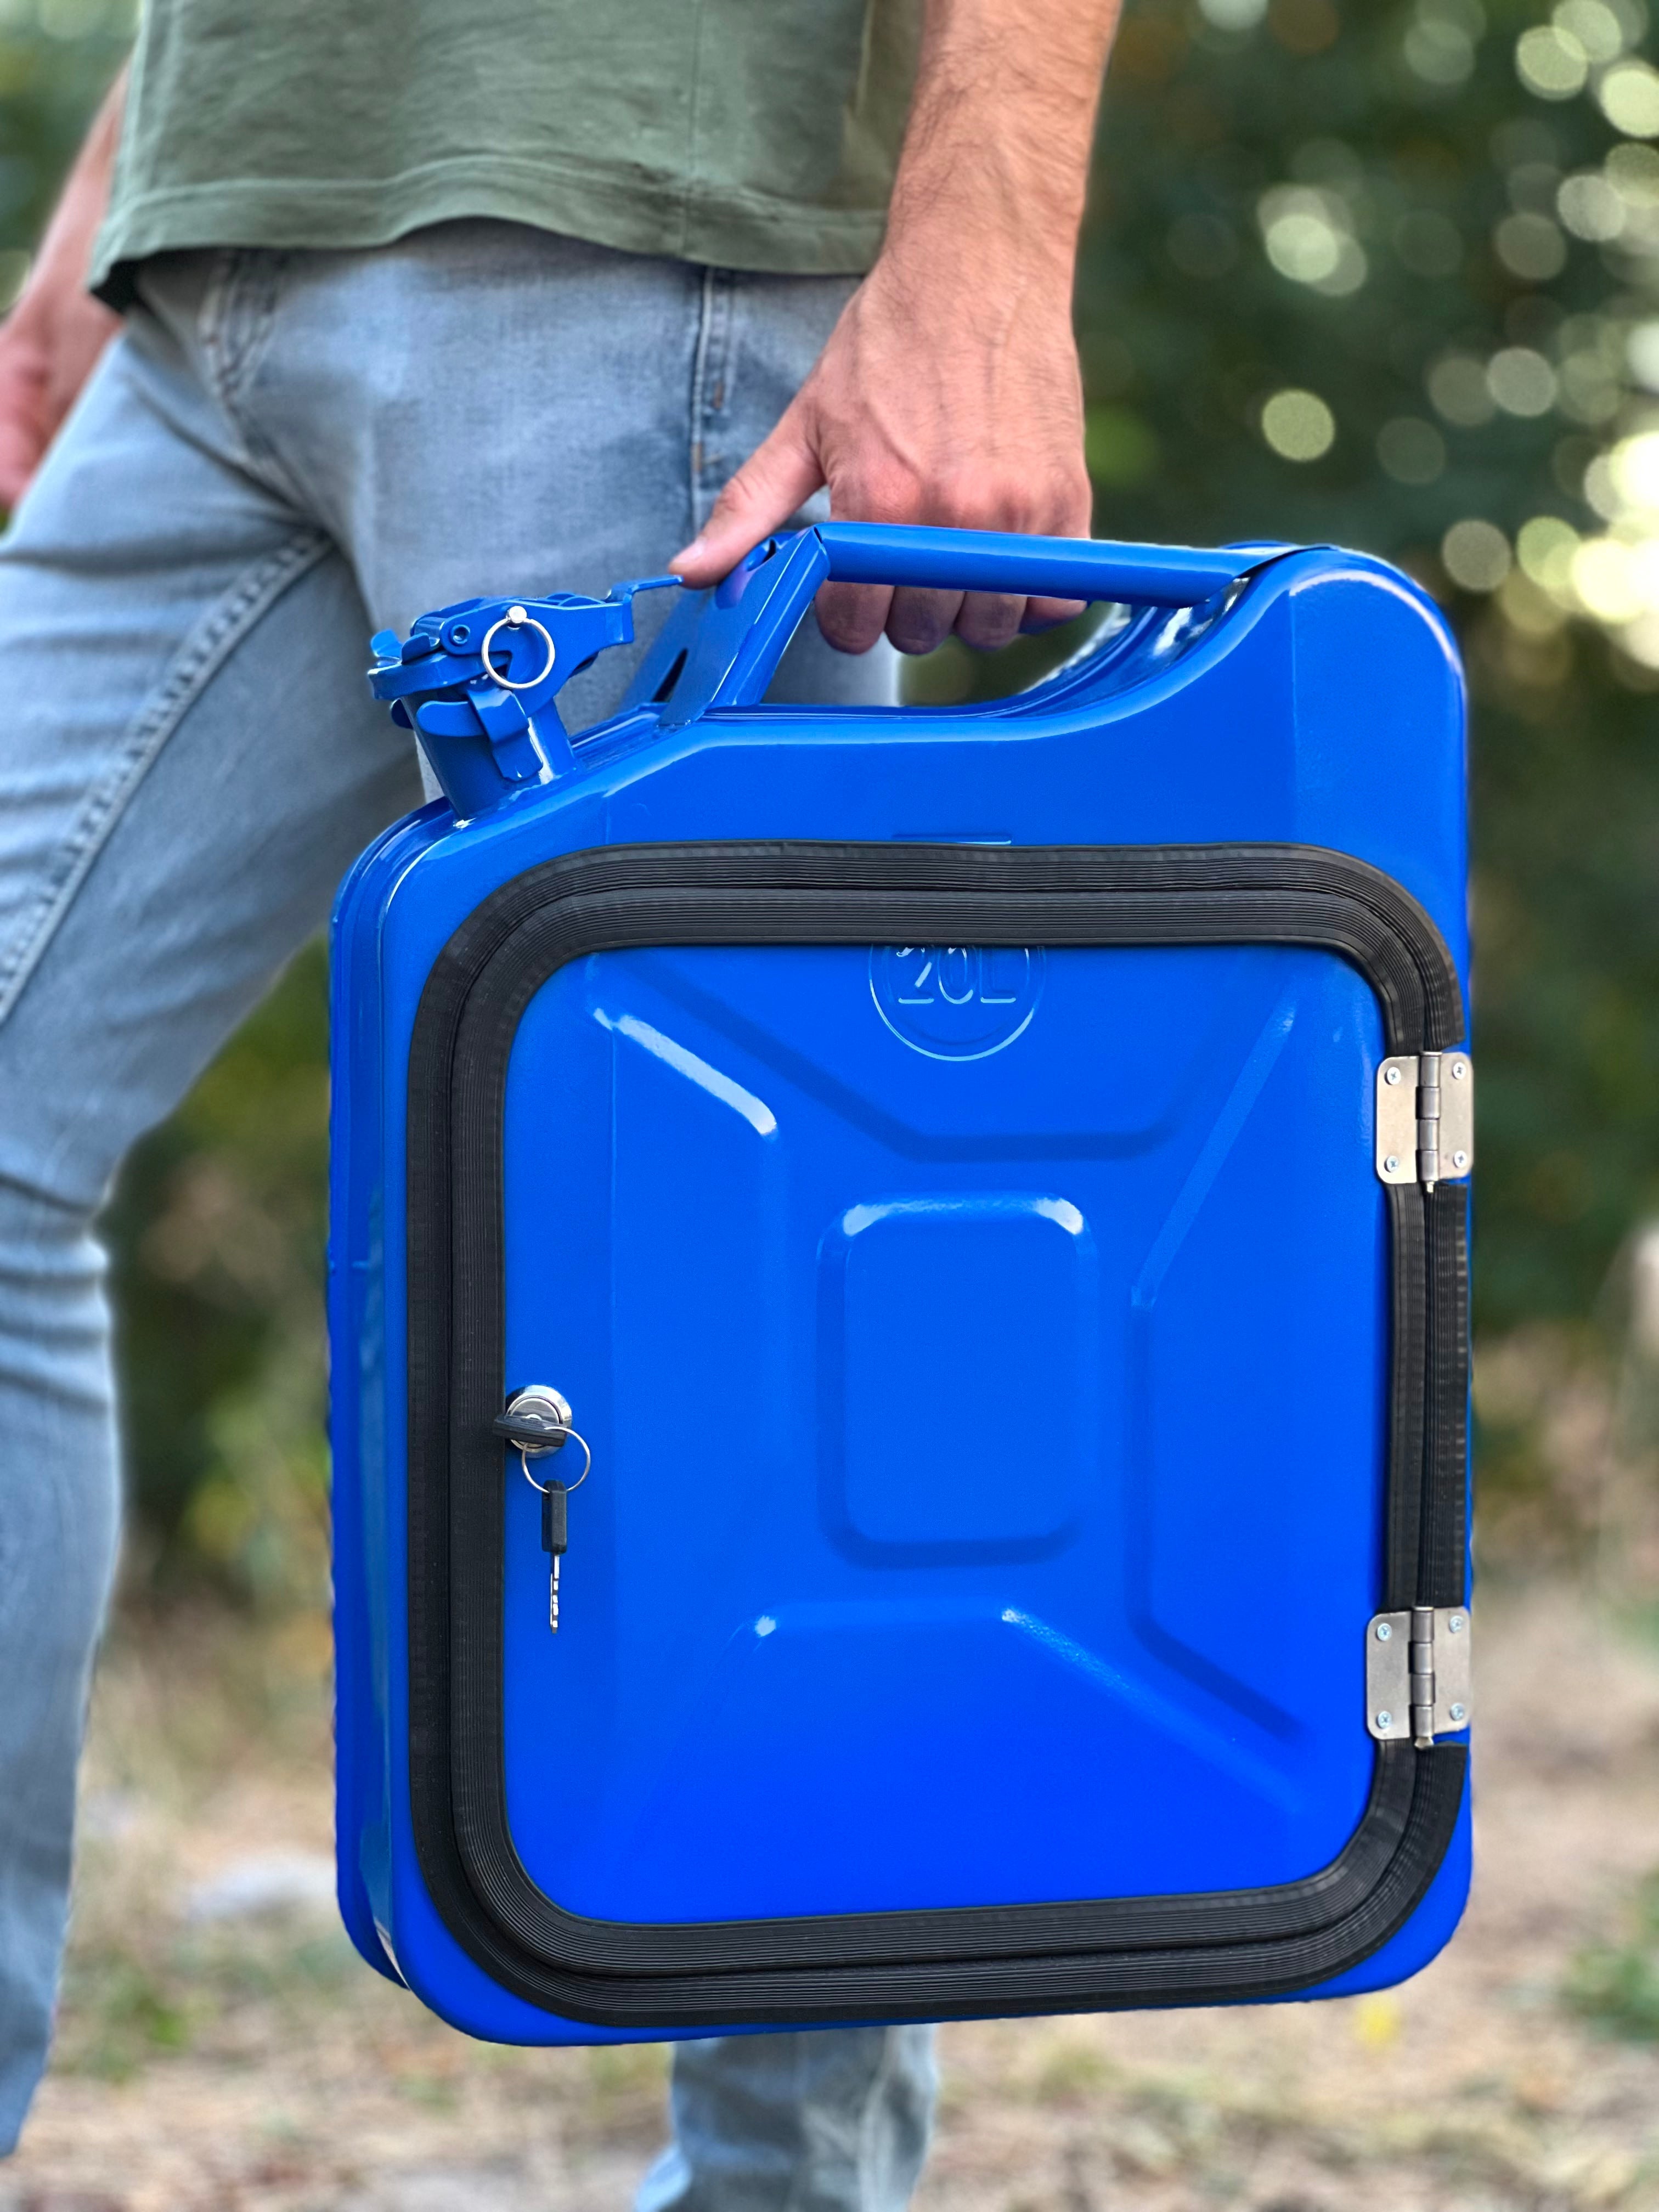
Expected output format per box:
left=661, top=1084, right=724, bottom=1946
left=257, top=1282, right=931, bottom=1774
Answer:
left=846, top=471, right=1087, bottom=542
left=885, top=585, right=962, bottom=656
left=815, top=578, right=893, bottom=657
left=954, top=591, right=1026, bottom=651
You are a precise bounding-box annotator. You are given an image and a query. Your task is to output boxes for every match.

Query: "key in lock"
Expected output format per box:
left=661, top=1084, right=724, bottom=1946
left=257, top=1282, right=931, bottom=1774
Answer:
left=494, top=1386, right=591, bottom=1632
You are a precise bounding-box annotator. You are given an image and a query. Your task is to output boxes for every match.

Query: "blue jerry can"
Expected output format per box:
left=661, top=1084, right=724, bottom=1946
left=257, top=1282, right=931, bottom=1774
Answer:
left=328, top=524, right=1473, bottom=2045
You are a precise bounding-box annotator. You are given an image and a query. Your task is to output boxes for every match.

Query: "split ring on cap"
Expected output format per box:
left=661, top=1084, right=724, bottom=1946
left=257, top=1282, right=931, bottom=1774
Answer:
left=477, top=605, right=557, bottom=693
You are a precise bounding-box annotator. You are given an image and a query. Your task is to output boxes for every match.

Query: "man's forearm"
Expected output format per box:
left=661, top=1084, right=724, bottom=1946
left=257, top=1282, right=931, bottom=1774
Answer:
left=0, top=66, right=126, bottom=505
left=886, top=0, right=1119, bottom=281
left=14, top=65, right=126, bottom=338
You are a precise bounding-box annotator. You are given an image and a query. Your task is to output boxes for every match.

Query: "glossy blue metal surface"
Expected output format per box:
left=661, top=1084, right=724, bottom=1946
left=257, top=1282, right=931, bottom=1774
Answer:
left=329, top=532, right=1472, bottom=2042
left=497, top=941, right=1383, bottom=1925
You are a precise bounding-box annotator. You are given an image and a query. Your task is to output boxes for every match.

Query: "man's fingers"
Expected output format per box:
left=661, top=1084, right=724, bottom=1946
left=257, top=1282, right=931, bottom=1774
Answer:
left=953, top=591, right=1025, bottom=652
left=817, top=583, right=1085, bottom=659
left=0, top=351, right=50, bottom=511
left=815, top=579, right=896, bottom=656
left=1022, top=594, right=1088, bottom=633
left=0, top=421, right=44, bottom=510
left=671, top=405, right=824, bottom=587
left=0, top=450, right=37, bottom=509
left=887, top=585, right=963, bottom=656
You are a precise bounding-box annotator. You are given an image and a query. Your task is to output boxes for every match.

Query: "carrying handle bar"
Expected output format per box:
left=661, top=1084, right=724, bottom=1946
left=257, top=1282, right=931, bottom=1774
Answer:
left=653, top=523, right=1263, bottom=729
left=814, top=522, right=1253, bottom=608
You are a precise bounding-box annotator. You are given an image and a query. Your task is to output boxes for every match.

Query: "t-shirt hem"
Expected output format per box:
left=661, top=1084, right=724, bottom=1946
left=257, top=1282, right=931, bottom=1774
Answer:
left=91, top=158, right=889, bottom=300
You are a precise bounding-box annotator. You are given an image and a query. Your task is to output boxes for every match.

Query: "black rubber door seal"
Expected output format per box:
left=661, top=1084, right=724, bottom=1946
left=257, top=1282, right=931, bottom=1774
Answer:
left=403, top=840, right=1470, bottom=2027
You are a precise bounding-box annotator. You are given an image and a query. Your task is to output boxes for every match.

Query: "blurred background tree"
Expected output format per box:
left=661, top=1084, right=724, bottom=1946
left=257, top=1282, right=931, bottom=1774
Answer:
left=1, top=0, right=1654, bottom=1601
left=1074, top=0, right=1659, bottom=1344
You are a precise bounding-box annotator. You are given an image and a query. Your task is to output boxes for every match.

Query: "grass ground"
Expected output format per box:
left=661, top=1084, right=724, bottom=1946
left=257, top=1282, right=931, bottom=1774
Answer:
left=6, top=1580, right=1659, bottom=2211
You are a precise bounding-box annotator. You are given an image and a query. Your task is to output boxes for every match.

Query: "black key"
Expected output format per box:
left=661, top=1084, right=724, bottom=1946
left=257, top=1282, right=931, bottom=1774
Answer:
left=541, top=1479, right=567, bottom=1632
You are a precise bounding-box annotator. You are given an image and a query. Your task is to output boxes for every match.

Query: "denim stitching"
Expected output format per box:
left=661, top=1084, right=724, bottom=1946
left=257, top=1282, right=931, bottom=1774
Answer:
left=0, top=530, right=331, bottom=1033
left=688, top=266, right=716, bottom=531
left=197, top=250, right=306, bottom=505
left=689, top=266, right=736, bottom=535
left=194, top=247, right=236, bottom=391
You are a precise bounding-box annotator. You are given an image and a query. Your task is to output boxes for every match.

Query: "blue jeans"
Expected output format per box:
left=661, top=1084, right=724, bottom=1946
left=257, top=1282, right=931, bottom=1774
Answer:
left=0, top=220, right=935, bottom=2205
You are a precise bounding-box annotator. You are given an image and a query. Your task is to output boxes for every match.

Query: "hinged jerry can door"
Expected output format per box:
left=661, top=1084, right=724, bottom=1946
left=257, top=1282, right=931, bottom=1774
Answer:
left=492, top=929, right=1389, bottom=1928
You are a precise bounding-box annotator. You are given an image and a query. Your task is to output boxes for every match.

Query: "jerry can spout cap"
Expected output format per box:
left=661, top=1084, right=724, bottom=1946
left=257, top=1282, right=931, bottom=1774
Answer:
left=368, top=577, right=680, bottom=820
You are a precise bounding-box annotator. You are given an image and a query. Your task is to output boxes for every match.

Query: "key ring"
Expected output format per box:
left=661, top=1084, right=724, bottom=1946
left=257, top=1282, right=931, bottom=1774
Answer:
left=477, top=604, right=557, bottom=692
left=516, top=1430, right=591, bottom=1494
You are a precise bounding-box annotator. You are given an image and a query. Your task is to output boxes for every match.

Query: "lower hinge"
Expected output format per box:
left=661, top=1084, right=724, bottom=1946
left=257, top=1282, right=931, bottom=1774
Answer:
left=1376, top=1049, right=1473, bottom=1188
left=1366, top=1606, right=1471, bottom=1746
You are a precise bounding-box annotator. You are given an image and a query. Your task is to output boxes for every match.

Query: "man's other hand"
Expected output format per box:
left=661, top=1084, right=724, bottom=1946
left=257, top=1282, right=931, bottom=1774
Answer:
left=670, top=0, right=1119, bottom=657
left=0, top=285, right=119, bottom=508
left=0, top=67, right=126, bottom=510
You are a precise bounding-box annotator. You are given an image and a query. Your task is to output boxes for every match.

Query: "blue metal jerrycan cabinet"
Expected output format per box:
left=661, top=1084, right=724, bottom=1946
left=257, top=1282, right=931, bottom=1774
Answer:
left=329, top=523, right=1474, bottom=2045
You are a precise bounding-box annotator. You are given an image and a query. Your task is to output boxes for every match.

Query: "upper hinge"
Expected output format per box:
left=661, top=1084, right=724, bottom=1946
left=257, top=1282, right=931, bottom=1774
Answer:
left=1376, top=1049, right=1473, bottom=1188
left=1366, top=1606, right=1471, bottom=1745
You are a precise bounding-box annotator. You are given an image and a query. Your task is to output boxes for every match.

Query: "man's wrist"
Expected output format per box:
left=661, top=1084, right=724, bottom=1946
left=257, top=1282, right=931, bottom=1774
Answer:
left=878, top=129, right=1091, bottom=312
left=865, top=218, right=1077, bottom=336
left=4, top=63, right=125, bottom=343
left=0, top=283, right=60, bottom=353
left=2, top=253, right=98, bottom=348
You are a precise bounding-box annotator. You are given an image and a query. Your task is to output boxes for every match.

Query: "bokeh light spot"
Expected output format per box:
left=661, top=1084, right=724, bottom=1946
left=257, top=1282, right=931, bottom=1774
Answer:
left=1261, top=388, right=1336, bottom=460
left=1572, top=536, right=1644, bottom=620
left=1377, top=416, right=1448, bottom=484
left=1515, top=22, right=1589, bottom=97
left=1428, top=352, right=1497, bottom=426
left=1405, top=16, right=1475, bottom=84
left=1197, top=0, right=1269, bottom=27
left=1259, top=185, right=1368, bottom=294
left=1443, top=518, right=1513, bottom=590
left=1558, top=171, right=1625, bottom=239
left=1516, top=515, right=1581, bottom=592
left=1553, top=0, right=1626, bottom=61
left=1609, top=429, right=1659, bottom=511
left=1494, top=211, right=1569, bottom=279
left=1600, top=60, right=1659, bottom=135
left=1488, top=346, right=1560, bottom=417
left=1628, top=322, right=1659, bottom=391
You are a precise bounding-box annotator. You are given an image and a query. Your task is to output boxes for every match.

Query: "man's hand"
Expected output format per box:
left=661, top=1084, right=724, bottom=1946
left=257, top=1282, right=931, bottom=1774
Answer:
left=0, top=287, right=120, bottom=507
left=671, top=0, right=1120, bottom=656
left=0, top=70, right=125, bottom=510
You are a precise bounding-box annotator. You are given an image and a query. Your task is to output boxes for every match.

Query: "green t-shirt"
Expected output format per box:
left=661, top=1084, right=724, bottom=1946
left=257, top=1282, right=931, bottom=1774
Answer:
left=93, top=0, right=921, bottom=300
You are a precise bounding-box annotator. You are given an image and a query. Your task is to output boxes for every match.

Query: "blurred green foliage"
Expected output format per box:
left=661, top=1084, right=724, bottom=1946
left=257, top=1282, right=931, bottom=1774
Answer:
left=0, top=0, right=1654, bottom=1595
left=1566, top=1867, right=1659, bottom=2037
left=0, top=0, right=128, bottom=254
left=1069, top=0, right=1659, bottom=1334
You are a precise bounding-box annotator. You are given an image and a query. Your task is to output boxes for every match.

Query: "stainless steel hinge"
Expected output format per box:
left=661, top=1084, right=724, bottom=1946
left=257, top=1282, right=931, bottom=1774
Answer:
left=1376, top=1050, right=1474, bottom=1187
left=1366, top=1606, right=1471, bottom=1745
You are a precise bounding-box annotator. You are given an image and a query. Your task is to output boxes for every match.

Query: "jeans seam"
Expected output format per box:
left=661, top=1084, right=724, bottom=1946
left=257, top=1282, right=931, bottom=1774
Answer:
left=689, top=266, right=735, bottom=535
left=197, top=249, right=307, bottom=507
left=194, top=246, right=235, bottom=380
left=0, top=529, right=331, bottom=1032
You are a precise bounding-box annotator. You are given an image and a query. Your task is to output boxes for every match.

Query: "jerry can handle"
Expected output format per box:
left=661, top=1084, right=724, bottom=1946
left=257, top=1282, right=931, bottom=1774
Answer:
left=653, top=523, right=1269, bottom=728
left=816, top=522, right=1254, bottom=607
